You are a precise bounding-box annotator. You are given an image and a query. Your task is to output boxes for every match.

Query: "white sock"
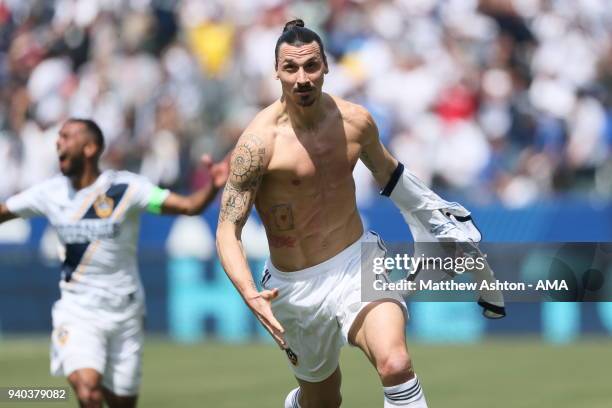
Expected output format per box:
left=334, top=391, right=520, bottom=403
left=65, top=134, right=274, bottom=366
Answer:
left=284, top=387, right=301, bottom=408
left=384, top=376, right=428, bottom=407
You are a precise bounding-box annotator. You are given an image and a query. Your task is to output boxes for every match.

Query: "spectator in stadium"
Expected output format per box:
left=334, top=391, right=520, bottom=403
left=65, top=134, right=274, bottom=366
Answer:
left=1, top=0, right=611, bottom=206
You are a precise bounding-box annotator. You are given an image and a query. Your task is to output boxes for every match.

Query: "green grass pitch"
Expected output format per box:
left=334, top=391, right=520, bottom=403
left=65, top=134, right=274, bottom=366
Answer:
left=0, top=337, right=610, bottom=407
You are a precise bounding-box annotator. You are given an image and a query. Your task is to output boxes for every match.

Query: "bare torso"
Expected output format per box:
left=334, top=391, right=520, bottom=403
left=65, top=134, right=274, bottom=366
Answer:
left=255, top=95, right=366, bottom=271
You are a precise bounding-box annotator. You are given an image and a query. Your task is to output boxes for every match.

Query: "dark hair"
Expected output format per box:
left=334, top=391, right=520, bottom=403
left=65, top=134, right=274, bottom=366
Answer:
left=67, top=118, right=105, bottom=154
left=274, top=19, right=327, bottom=69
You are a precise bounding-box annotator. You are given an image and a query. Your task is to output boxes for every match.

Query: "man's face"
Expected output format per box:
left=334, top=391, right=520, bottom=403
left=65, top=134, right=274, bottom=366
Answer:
left=276, top=42, right=328, bottom=107
left=56, top=122, right=94, bottom=176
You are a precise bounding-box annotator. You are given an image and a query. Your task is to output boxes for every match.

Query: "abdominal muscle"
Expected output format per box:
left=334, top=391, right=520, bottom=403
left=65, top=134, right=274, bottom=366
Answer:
left=256, top=178, right=364, bottom=272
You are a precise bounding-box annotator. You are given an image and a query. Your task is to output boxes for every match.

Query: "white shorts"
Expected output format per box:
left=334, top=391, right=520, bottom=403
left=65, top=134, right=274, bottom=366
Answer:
left=262, top=231, right=407, bottom=383
left=50, top=299, right=144, bottom=396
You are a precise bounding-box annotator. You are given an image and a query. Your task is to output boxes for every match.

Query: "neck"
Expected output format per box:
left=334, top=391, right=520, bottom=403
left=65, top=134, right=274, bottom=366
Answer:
left=70, top=165, right=101, bottom=191
left=282, top=93, right=326, bottom=130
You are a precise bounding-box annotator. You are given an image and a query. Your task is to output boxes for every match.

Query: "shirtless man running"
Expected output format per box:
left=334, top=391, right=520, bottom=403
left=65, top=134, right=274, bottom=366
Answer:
left=216, top=19, right=430, bottom=407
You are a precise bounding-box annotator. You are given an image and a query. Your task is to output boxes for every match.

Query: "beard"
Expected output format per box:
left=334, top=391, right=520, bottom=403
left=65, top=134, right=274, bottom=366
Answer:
left=296, top=96, right=315, bottom=107
left=61, top=154, right=85, bottom=177
left=295, top=89, right=316, bottom=107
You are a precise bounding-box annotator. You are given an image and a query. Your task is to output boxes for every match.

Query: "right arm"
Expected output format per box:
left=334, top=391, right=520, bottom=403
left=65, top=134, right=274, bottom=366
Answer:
left=215, top=132, right=286, bottom=347
left=0, top=203, right=18, bottom=224
left=0, top=183, right=45, bottom=224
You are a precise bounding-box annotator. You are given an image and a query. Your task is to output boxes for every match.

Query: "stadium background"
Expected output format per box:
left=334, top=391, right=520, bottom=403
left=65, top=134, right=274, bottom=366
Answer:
left=0, top=0, right=611, bottom=407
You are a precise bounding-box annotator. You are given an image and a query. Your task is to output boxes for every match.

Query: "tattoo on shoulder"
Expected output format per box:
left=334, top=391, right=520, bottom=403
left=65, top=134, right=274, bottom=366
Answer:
left=231, top=134, right=265, bottom=190
left=219, top=134, right=266, bottom=226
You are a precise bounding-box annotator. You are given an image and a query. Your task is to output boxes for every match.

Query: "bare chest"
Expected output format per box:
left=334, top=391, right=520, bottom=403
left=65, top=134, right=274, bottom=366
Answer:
left=264, top=126, right=361, bottom=191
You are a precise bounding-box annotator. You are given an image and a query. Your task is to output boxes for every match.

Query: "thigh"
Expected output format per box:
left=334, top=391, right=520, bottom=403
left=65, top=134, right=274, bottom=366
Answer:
left=266, top=271, right=344, bottom=383
left=335, top=230, right=408, bottom=344
left=295, top=366, right=342, bottom=408
left=102, top=316, right=144, bottom=398
left=349, top=300, right=413, bottom=377
left=51, top=304, right=107, bottom=377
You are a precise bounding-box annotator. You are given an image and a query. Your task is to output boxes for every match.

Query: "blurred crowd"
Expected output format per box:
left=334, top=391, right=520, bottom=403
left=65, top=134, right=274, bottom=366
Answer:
left=1, top=0, right=611, bottom=207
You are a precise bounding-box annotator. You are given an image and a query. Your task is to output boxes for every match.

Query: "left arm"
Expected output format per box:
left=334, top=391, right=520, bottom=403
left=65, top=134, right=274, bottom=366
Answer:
left=159, top=155, right=230, bottom=216
left=356, top=107, right=505, bottom=317
left=358, top=107, right=441, bottom=210
left=358, top=109, right=398, bottom=188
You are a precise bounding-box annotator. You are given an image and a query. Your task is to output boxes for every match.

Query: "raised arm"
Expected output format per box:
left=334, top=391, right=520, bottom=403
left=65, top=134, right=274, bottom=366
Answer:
left=215, top=132, right=286, bottom=347
left=0, top=203, right=18, bottom=224
left=159, top=155, right=229, bottom=216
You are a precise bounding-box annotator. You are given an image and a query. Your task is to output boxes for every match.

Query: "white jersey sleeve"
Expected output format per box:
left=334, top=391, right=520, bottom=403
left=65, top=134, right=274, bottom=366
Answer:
left=5, top=182, right=49, bottom=218
left=115, top=172, right=169, bottom=214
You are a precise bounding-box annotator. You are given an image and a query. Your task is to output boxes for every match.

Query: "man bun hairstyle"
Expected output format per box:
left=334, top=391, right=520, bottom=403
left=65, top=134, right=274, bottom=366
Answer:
left=275, top=19, right=328, bottom=69
left=283, top=19, right=305, bottom=31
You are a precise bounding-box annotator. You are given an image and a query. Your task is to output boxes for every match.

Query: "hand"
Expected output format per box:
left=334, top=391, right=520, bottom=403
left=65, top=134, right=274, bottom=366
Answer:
left=200, top=154, right=230, bottom=189
left=245, top=288, right=286, bottom=349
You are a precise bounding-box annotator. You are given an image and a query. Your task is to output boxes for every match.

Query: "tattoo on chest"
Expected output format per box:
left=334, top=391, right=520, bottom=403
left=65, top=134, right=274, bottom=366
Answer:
left=270, top=204, right=295, bottom=231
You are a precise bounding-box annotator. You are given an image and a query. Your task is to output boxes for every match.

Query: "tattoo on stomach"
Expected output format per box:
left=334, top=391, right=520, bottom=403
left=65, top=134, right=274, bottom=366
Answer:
left=270, top=204, right=295, bottom=231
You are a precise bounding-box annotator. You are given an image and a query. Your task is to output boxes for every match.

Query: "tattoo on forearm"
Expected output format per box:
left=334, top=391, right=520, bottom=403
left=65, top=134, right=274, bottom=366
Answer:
left=270, top=204, right=294, bottom=231
left=360, top=150, right=378, bottom=174
left=219, top=134, right=265, bottom=227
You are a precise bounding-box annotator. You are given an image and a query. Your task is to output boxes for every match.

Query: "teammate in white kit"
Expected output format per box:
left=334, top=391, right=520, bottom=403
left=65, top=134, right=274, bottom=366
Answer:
left=0, top=118, right=229, bottom=408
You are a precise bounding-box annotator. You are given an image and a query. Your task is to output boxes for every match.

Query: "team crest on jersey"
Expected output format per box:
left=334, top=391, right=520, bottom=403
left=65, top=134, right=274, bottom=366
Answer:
left=285, top=347, right=298, bottom=366
left=56, top=326, right=69, bottom=346
left=93, top=194, right=115, bottom=218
